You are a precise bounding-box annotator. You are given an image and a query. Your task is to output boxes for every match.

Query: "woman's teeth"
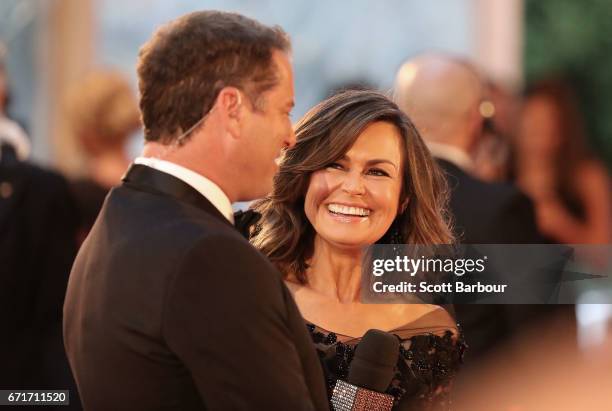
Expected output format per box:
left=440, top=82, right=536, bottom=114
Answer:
left=327, top=203, right=371, bottom=217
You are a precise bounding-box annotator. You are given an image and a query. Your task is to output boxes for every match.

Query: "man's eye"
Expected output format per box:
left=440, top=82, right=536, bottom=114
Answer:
left=368, top=168, right=390, bottom=177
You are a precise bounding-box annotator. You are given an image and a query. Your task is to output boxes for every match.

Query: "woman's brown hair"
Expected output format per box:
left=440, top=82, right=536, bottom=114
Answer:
left=252, top=90, right=453, bottom=283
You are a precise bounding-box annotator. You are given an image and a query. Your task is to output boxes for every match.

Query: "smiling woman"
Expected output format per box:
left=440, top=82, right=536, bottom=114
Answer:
left=304, top=121, right=404, bottom=248
left=251, top=90, right=465, bottom=410
left=252, top=89, right=453, bottom=282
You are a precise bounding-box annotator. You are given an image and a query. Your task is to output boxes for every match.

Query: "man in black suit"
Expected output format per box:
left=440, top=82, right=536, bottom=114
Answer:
left=64, top=11, right=329, bottom=410
left=0, top=144, right=79, bottom=395
left=394, top=54, right=545, bottom=361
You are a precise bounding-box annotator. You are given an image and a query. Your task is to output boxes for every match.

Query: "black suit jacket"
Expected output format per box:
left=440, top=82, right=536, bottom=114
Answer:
left=0, top=154, right=79, bottom=395
left=438, top=159, right=542, bottom=244
left=437, top=159, right=546, bottom=360
left=64, top=164, right=329, bottom=411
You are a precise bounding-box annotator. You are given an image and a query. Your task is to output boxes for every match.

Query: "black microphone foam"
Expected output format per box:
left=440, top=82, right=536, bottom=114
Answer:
left=347, top=329, right=399, bottom=393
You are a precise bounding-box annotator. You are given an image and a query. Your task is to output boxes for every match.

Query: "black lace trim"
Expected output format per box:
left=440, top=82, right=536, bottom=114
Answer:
left=306, top=323, right=467, bottom=411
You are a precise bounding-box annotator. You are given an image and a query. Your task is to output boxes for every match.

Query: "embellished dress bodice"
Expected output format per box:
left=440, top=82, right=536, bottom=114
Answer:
left=306, top=308, right=467, bottom=410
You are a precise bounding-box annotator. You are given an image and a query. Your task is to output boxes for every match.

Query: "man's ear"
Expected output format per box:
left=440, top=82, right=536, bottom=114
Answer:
left=216, top=87, right=243, bottom=139
left=467, top=104, right=484, bottom=148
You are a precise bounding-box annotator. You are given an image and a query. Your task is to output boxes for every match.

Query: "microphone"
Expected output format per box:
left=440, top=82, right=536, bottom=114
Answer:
left=331, top=329, right=399, bottom=411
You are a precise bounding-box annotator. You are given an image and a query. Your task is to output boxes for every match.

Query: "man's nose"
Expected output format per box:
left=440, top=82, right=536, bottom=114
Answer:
left=284, top=127, right=296, bottom=148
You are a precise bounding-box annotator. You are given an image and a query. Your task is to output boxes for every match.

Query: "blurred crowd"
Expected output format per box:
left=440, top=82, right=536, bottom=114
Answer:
left=1, top=26, right=611, bottom=409
left=1, top=54, right=139, bottom=409
left=476, top=77, right=611, bottom=245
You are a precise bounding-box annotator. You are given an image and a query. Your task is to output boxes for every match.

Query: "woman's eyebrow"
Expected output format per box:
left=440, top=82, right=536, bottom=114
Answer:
left=338, top=155, right=399, bottom=171
left=365, top=159, right=399, bottom=170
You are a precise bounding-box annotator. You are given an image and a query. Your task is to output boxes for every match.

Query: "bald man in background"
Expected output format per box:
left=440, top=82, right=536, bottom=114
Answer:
left=394, top=54, right=542, bottom=245
left=394, top=54, right=546, bottom=362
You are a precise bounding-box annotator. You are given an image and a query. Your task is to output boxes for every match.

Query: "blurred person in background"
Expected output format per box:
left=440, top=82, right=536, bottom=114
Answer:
left=64, top=69, right=140, bottom=241
left=0, top=43, right=30, bottom=162
left=515, top=78, right=612, bottom=244
left=0, top=45, right=80, bottom=408
left=472, top=80, right=518, bottom=183
left=394, top=53, right=548, bottom=363
left=394, top=53, right=543, bottom=247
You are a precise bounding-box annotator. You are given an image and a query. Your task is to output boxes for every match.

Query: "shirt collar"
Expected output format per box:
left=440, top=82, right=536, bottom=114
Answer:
left=426, top=141, right=474, bottom=173
left=134, top=157, right=234, bottom=224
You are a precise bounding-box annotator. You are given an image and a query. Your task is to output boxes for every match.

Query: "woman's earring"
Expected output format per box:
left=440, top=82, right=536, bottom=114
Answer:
left=390, top=221, right=404, bottom=255
left=390, top=224, right=403, bottom=244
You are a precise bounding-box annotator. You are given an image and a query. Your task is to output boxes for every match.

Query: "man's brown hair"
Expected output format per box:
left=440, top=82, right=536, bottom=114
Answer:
left=137, top=11, right=290, bottom=144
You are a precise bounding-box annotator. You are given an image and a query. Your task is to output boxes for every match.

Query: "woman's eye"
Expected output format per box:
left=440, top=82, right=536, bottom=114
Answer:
left=368, top=168, right=390, bottom=177
left=326, top=162, right=344, bottom=170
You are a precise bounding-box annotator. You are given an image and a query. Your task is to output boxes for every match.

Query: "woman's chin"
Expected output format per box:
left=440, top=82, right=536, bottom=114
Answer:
left=318, top=233, right=373, bottom=251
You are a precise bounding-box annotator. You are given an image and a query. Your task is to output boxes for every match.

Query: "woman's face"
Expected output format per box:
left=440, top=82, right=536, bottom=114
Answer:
left=304, top=121, right=404, bottom=250
left=518, top=95, right=562, bottom=154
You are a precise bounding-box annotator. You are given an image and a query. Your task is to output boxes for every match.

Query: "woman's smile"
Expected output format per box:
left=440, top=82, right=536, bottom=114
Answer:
left=305, top=121, right=403, bottom=248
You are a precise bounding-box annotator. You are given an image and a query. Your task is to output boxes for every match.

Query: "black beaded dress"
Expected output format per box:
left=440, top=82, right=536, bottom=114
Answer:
left=306, top=307, right=466, bottom=411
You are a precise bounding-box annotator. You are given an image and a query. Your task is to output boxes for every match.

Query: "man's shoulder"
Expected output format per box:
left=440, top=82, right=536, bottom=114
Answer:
left=165, top=226, right=283, bottom=308
left=182, top=229, right=272, bottom=270
left=106, top=183, right=230, bottom=227
left=88, top=185, right=243, bottom=262
left=445, top=166, right=528, bottom=208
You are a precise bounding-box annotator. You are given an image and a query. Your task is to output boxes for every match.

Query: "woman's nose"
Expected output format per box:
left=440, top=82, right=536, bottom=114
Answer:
left=341, top=171, right=366, bottom=195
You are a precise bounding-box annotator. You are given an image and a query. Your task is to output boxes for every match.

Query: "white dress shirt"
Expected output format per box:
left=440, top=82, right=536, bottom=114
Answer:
left=134, top=157, right=234, bottom=224
left=426, top=141, right=475, bottom=174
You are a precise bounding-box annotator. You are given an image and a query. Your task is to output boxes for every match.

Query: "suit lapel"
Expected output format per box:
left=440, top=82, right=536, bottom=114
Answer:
left=121, top=164, right=233, bottom=228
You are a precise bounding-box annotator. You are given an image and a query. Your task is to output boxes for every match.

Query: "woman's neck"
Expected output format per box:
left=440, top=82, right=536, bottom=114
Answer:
left=305, top=236, right=364, bottom=303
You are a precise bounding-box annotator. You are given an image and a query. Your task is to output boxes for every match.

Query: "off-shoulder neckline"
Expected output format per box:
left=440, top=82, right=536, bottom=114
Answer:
left=304, top=306, right=458, bottom=341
